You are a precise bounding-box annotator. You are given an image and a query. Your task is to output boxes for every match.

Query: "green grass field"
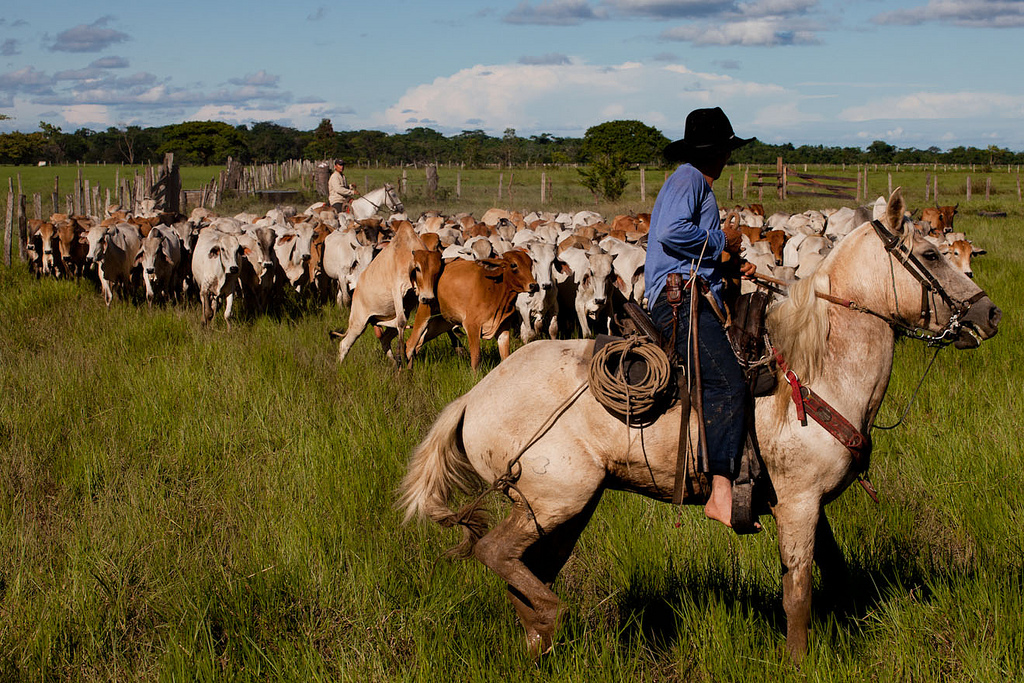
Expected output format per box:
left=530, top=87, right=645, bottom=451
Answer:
left=0, top=166, right=1021, bottom=680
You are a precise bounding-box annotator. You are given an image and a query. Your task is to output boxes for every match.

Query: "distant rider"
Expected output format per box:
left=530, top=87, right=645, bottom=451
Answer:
left=329, top=159, right=357, bottom=213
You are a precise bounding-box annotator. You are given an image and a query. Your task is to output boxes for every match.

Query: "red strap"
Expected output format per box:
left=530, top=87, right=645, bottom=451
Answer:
left=773, top=347, right=806, bottom=425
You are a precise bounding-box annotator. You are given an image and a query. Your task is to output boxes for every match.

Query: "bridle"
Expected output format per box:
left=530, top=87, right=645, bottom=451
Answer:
left=868, top=219, right=988, bottom=347
left=355, top=186, right=403, bottom=214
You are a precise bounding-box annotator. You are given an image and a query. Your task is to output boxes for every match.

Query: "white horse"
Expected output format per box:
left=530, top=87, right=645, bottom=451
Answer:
left=350, top=184, right=404, bottom=221
left=398, top=190, right=1001, bottom=661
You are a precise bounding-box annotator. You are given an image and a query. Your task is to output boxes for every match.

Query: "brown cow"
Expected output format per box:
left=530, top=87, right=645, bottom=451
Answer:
left=35, top=221, right=60, bottom=277
left=405, top=249, right=538, bottom=372
left=56, top=217, right=90, bottom=277
left=942, top=238, right=984, bottom=279
left=334, top=223, right=443, bottom=365
left=610, top=214, right=637, bottom=233
left=419, top=233, right=442, bottom=252
left=762, top=229, right=788, bottom=265
left=921, top=204, right=958, bottom=233
left=304, top=221, right=335, bottom=301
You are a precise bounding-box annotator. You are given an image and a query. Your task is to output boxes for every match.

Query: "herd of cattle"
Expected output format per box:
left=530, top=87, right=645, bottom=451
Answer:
left=23, top=195, right=982, bottom=370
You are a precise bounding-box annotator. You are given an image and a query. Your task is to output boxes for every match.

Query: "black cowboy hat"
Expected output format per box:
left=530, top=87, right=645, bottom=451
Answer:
left=663, top=107, right=753, bottom=163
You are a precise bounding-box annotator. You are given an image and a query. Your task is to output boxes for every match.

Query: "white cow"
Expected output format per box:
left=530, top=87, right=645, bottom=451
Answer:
left=599, top=237, right=647, bottom=305
left=556, top=246, right=615, bottom=338
left=322, top=229, right=377, bottom=307
left=136, top=225, right=182, bottom=306
left=515, top=240, right=560, bottom=343
left=272, top=221, right=316, bottom=291
left=236, top=230, right=275, bottom=312
left=192, top=229, right=242, bottom=327
left=94, top=224, right=142, bottom=307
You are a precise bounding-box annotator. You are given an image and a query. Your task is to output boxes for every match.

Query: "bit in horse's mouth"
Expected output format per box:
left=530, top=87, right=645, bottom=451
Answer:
left=954, top=324, right=983, bottom=349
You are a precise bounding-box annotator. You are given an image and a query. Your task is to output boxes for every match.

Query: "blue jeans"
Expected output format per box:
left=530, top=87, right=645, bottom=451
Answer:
left=649, top=289, right=745, bottom=478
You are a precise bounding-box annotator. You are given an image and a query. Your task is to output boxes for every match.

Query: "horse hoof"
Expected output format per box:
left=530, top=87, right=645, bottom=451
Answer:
left=525, top=632, right=552, bottom=659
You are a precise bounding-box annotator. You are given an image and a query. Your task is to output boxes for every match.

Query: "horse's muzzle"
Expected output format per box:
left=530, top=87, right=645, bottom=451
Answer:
left=954, top=296, right=1001, bottom=349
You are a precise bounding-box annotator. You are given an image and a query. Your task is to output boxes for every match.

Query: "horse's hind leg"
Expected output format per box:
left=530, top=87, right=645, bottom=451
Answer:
left=473, top=507, right=562, bottom=656
left=475, top=496, right=601, bottom=656
left=509, top=496, right=600, bottom=652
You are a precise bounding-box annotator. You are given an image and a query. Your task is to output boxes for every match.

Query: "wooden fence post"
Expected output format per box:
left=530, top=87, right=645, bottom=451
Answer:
left=74, top=168, right=83, bottom=215
left=33, top=194, right=42, bottom=221
left=17, top=194, right=27, bottom=262
left=640, top=167, right=646, bottom=202
left=498, top=172, right=503, bottom=201
left=742, top=167, right=748, bottom=200
left=3, top=179, right=11, bottom=266
left=776, top=157, right=784, bottom=200
left=52, top=176, right=59, bottom=216
left=540, top=172, right=546, bottom=204
left=1018, top=173, right=1021, bottom=202
left=985, top=177, right=991, bottom=200
left=856, top=171, right=862, bottom=202
left=728, top=175, right=734, bottom=201
left=966, top=176, right=972, bottom=202
left=887, top=172, right=892, bottom=197
left=925, top=173, right=930, bottom=202
left=933, top=174, right=938, bottom=201
left=425, top=164, right=438, bottom=200
left=456, top=170, right=462, bottom=199
left=401, top=169, right=408, bottom=195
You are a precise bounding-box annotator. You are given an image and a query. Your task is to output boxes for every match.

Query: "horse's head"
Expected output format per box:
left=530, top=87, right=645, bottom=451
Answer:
left=873, top=189, right=1000, bottom=349
left=384, top=184, right=405, bottom=214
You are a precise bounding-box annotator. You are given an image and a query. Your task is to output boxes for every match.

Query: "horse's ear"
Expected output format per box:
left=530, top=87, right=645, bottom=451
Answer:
left=885, top=188, right=906, bottom=232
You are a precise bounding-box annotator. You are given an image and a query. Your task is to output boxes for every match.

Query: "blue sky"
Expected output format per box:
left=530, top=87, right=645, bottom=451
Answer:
left=1, top=0, right=1022, bottom=150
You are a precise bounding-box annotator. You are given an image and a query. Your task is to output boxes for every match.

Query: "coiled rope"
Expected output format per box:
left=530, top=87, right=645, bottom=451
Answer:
left=588, top=336, right=673, bottom=424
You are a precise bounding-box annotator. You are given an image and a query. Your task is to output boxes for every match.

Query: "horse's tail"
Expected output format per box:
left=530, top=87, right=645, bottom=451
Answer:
left=397, top=395, right=488, bottom=557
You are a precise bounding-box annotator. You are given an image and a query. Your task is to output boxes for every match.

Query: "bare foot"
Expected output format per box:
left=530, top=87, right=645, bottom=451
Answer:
left=704, top=474, right=734, bottom=527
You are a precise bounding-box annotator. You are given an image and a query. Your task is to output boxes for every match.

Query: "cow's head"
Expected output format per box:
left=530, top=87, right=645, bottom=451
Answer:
left=37, top=222, right=58, bottom=275
left=764, top=229, right=787, bottom=266
left=500, top=249, right=539, bottom=295
left=411, top=249, right=443, bottom=303
left=530, top=243, right=556, bottom=291
left=582, top=252, right=614, bottom=311
left=939, top=204, right=958, bottom=232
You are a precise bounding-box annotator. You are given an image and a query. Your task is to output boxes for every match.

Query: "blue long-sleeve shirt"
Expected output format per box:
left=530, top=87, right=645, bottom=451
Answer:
left=644, top=163, right=726, bottom=309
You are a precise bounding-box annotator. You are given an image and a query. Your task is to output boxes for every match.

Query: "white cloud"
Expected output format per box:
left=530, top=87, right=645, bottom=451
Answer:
left=662, top=19, right=819, bottom=45
left=840, top=91, right=1024, bottom=121
left=380, top=59, right=797, bottom=138
left=62, top=104, right=111, bottom=126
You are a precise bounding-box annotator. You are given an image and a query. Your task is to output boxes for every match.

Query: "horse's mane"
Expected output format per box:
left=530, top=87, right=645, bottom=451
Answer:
left=766, top=269, right=831, bottom=392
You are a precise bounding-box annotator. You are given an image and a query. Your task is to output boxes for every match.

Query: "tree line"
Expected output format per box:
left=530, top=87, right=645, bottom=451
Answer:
left=0, top=117, right=1021, bottom=169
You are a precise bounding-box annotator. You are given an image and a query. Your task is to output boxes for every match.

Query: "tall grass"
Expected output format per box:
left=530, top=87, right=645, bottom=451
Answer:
left=0, top=180, right=1021, bottom=680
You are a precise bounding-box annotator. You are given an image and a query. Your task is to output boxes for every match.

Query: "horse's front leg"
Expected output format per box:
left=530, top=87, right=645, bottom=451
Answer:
left=775, top=498, right=820, bottom=662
